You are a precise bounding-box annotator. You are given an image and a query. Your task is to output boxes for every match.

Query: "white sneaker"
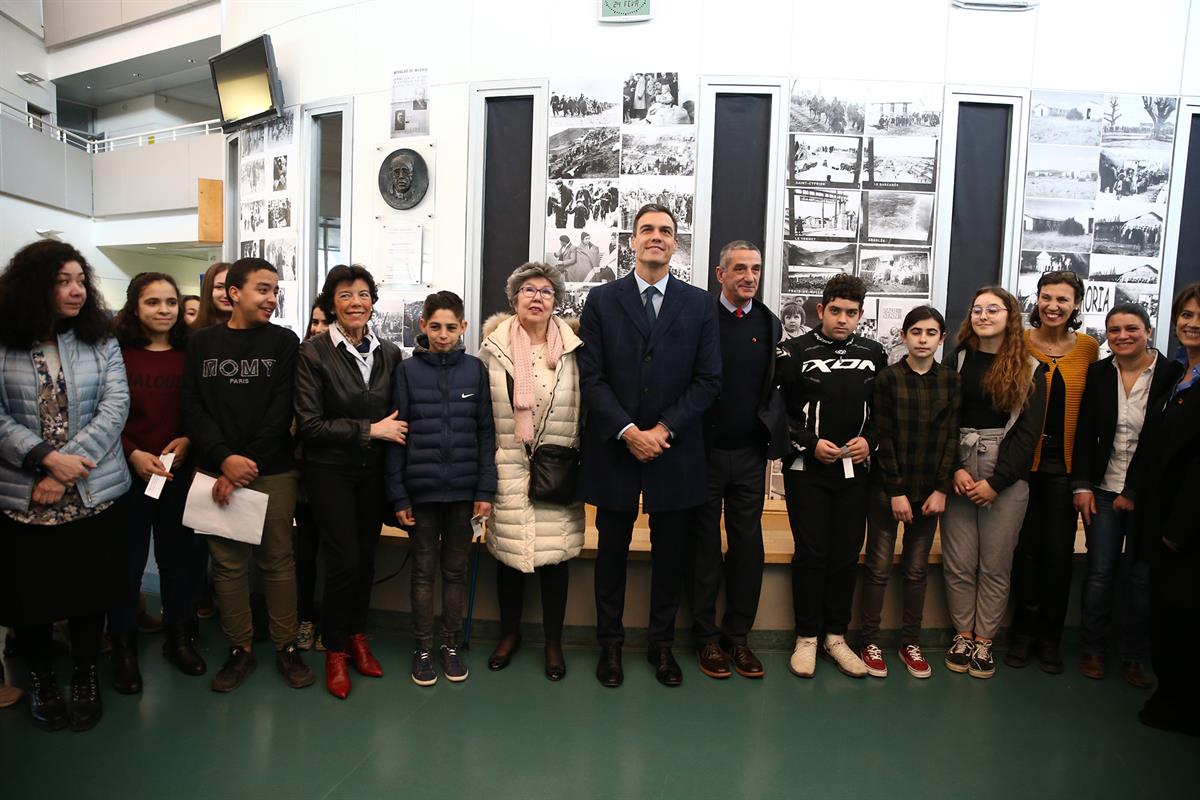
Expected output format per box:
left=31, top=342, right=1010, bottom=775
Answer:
left=823, top=634, right=868, bottom=678
left=789, top=636, right=818, bottom=678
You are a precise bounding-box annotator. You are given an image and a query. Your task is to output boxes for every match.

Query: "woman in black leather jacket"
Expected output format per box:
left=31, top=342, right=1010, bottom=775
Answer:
left=293, top=264, right=405, bottom=699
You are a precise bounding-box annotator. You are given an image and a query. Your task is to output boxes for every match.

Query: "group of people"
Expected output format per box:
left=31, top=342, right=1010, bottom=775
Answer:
left=0, top=202, right=1195, bottom=738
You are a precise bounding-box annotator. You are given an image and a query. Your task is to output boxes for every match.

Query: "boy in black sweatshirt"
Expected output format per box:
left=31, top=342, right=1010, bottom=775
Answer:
left=777, top=274, right=886, bottom=680
left=183, top=258, right=312, bottom=693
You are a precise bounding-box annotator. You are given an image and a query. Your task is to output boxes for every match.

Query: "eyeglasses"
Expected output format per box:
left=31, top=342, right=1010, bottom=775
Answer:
left=970, top=304, right=1006, bottom=317
left=519, top=286, right=555, bottom=300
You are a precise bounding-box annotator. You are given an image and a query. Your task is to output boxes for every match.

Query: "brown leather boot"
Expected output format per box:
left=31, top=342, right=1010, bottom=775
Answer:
left=1078, top=653, right=1105, bottom=680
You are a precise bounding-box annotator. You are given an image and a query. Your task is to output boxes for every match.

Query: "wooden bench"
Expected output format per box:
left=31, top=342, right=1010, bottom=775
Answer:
left=381, top=499, right=1088, bottom=564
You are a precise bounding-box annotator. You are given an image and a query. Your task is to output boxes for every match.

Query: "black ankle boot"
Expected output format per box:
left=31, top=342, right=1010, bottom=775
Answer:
left=28, top=668, right=68, bottom=732
left=163, top=623, right=207, bottom=676
left=110, top=631, right=142, bottom=694
left=68, top=664, right=103, bottom=732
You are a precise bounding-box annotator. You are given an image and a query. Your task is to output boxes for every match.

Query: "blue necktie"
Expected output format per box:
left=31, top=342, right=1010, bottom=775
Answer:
left=643, top=286, right=658, bottom=326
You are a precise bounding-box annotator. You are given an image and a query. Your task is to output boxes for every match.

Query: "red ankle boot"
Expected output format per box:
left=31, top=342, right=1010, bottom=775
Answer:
left=348, top=633, right=383, bottom=677
left=325, top=651, right=351, bottom=699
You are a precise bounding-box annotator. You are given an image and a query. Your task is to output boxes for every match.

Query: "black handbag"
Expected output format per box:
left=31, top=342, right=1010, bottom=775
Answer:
left=506, top=371, right=580, bottom=505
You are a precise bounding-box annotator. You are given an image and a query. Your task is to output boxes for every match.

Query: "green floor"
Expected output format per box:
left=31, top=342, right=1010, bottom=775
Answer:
left=1, top=621, right=1196, bottom=799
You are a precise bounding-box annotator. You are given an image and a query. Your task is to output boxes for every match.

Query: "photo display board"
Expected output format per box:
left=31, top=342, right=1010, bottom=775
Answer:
left=544, top=73, right=698, bottom=317
left=781, top=79, right=942, bottom=362
left=1020, top=91, right=1178, bottom=352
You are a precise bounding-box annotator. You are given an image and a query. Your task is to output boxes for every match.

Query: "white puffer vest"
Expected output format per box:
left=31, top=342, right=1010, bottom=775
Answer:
left=479, top=313, right=585, bottom=573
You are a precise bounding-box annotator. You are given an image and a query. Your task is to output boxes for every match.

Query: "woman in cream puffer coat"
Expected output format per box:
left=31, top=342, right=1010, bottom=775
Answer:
left=479, top=262, right=584, bottom=681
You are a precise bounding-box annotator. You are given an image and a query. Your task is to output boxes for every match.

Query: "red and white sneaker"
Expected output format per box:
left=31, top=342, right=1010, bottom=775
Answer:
left=860, top=643, right=888, bottom=678
left=899, top=643, right=932, bottom=679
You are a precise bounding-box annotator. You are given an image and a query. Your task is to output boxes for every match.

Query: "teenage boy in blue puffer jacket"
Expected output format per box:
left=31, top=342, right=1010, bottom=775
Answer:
left=384, top=291, right=496, bottom=687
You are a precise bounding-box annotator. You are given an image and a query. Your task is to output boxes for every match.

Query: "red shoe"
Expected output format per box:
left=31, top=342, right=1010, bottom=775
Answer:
left=899, top=643, right=932, bottom=679
left=348, top=633, right=384, bottom=677
left=325, top=651, right=351, bottom=699
left=860, top=643, right=888, bottom=678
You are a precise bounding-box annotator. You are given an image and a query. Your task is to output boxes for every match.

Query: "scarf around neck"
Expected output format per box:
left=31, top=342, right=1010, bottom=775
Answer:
left=510, top=315, right=563, bottom=444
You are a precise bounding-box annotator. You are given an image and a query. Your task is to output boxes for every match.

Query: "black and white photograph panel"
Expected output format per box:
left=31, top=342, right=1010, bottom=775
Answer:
left=272, top=155, right=288, bottom=192
left=856, top=247, right=930, bottom=295
left=617, top=231, right=691, bottom=281
left=861, top=136, right=937, bottom=192
left=239, top=158, right=265, bottom=195
left=548, top=127, right=621, bottom=180
left=1024, top=144, right=1100, bottom=200
left=788, top=79, right=867, bottom=135
left=241, top=125, right=264, bottom=157
left=859, top=190, right=935, bottom=246
left=266, top=110, right=295, bottom=148
left=871, top=296, right=931, bottom=364
left=265, top=238, right=297, bottom=281
left=557, top=283, right=600, bottom=319
left=622, top=72, right=695, bottom=125
left=863, top=83, right=942, bottom=137
left=240, top=200, right=265, bottom=235
left=785, top=240, right=856, bottom=270
left=620, top=128, right=696, bottom=176
left=617, top=232, right=634, bottom=279
left=550, top=77, right=622, bottom=127
left=783, top=265, right=844, bottom=295
left=1029, top=91, right=1103, bottom=146
left=268, top=198, right=292, bottom=230
left=1021, top=198, right=1094, bottom=253
left=546, top=179, right=621, bottom=229
left=545, top=227, right=619, bottom=284
left=784, top=187, right=859, bottom=240
left=618, top=176, right=693, bottom=232
left=239, top=239, right=264, bottom=259
left=789, top=134, right=861, bottom=187
left=1089, top=253, right=1161, bottom=306
left=273, top=285, right=287, bottom=319
left=1101, top=94, right=1178, bottom=149
left=1098, top=148, right=1171, bottom=203
left=778, top=294, right=821, bottom=340
left=1092, top=196, right=1164, bottom=257
left=1018, top=250, right=1090, bottom=312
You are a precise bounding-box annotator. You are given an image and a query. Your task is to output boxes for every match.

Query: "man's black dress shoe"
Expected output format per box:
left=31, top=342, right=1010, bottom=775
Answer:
left=647, top=645, right=682, bottom=687
left=696, top=642, right=731, bottom=679
left=596, top=644, right=623, bottom=687
left=724, top=641, right=765, bottom=678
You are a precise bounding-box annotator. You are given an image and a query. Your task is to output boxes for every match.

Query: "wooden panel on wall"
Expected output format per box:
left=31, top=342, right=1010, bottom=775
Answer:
left=42, top=0, right=66, bottom=46
left=197, top=178, right=222, bottom=243
left=62, top=0, right=122, bottom=43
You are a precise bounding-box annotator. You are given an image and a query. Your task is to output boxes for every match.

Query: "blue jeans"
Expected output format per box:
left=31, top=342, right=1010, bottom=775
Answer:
left=1079, top=489, right=1151, bottom=660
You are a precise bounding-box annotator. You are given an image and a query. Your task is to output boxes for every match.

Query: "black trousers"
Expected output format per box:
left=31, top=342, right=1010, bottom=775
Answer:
left=304, top=463, right=384, bottom=653
left=409, top=501, right=475, bottom=649
left=594, top=506, right=692, bottom=646
left=1011, top=471, right=1077, bottom=644
left=784, top=470, right=868, bottom=637
left=17, top=614, right=104, bottom=672
left=496, top=560, right=570, bottom=641
left=293, top=500, right=320, bottom=623
left=691, top=445, right=767, bottom=645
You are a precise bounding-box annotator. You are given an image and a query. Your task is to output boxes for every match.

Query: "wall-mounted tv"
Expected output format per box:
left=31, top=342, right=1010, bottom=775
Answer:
left=209, top=35, right=284, bottom=133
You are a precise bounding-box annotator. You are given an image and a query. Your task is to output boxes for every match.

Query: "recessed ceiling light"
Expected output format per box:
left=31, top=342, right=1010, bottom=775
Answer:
left=186, top=58, right=195, bottom=64
left=146, top=246, right=157, bottom=250
left=132, top=72, right=140, bottom=77
left=86, top=85, right=92, bottom=89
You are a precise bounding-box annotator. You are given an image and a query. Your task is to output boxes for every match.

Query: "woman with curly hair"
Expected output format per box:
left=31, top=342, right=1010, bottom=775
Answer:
left=1008, top=270, right=1098, bottom=673
left=940, top=286, right=1046, bottom=680
left=191, top=262, right=233, bottom=329
left=0, top=240, right=131, bottom=731
left=108, top=273, right=207, bottom=694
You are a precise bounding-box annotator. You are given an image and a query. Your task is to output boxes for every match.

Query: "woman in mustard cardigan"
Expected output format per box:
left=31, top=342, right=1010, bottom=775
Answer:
left=1007, top=270, right=1098, bottom=672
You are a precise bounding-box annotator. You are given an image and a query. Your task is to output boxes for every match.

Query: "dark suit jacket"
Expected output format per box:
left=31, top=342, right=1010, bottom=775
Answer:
left=1070, top=351, right=1173, bottom=494
left=578, top=273, right=721, bottom=512
left=703, top=297, right=789, bottom=461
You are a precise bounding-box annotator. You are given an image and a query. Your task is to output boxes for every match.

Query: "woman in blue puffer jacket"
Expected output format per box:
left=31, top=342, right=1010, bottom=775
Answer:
left=0, top=240, right=131, bottom=733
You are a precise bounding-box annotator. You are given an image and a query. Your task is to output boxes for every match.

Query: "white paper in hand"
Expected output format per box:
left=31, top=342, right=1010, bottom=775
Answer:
left=183, top=472, right=269, bottom=545
left=143, top=452, right=175, bottom=500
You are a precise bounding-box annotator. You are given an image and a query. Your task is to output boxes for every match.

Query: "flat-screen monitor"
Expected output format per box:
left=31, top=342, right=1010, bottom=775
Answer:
left=209, top=35, right=284, bottom=132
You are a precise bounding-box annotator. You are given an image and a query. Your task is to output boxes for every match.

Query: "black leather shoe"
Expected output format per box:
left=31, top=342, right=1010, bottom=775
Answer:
left=487, top=634, right=521, bottom=671
left=211, top=646, right=257, bottom=693
left=724, top=642, right=765, bottom=678
left=647, top=645, right=682, bottom=687
left=596, top=645, right=623, bottom=687
left=544, top=641, right=566, bottom=682
left=276, top=644, right=315, bottom=689
left=1004, top=635, right=1033, bottom=668
left=696, top=642, right=731, bottom=679
left=28, top=669, right=67, bottom=732
left=1038, top=640, right=1064, bottom=674
left=68, top=664, right=103, bottom=732
left=163, top=623, right=207, bottom=676
left=110, top=631, right=142, bottom=694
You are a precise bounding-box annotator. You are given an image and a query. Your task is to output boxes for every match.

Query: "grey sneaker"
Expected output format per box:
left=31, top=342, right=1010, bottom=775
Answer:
left=296, top=621, right=315, bottom=651
left=968, top=640, right=996, bottom=680
left=944, top=635, right=973, bottom=674
left=440, top=645, right=469, bottom=682
left=411, top=648, right=437, bottom=686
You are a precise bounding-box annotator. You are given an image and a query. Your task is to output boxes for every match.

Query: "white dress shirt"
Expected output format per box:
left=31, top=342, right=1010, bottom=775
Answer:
left=329, top=323, right=379, bottom=386
left=1100, top=357, right=1156, bottom=493
left=633, top=270, right=670, bottom=318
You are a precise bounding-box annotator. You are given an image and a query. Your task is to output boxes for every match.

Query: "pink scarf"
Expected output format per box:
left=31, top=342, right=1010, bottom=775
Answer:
left=510, top=316, right=563, bottom=444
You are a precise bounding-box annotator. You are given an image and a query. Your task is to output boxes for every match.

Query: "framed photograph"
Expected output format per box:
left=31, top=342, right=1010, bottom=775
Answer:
left=784, top=187, right=860, bottom=240
left=859, top=190, right=934, bottom=246
left=788, top=134, right=862, bottom=187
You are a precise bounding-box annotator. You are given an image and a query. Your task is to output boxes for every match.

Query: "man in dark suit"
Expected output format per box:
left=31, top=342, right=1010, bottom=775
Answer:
left=578, top=203, right=721, bottom=687
left=692, top=241, right=788, bottom=681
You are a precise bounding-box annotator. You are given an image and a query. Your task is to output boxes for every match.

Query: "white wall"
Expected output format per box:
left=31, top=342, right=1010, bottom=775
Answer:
left=0, top=14, right=56, bottom=113
left=220, top=0, right=1200, bottom=308
left=96, top=93, right=217, bottom=137
left=0, top=0, right=42, bottom=36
